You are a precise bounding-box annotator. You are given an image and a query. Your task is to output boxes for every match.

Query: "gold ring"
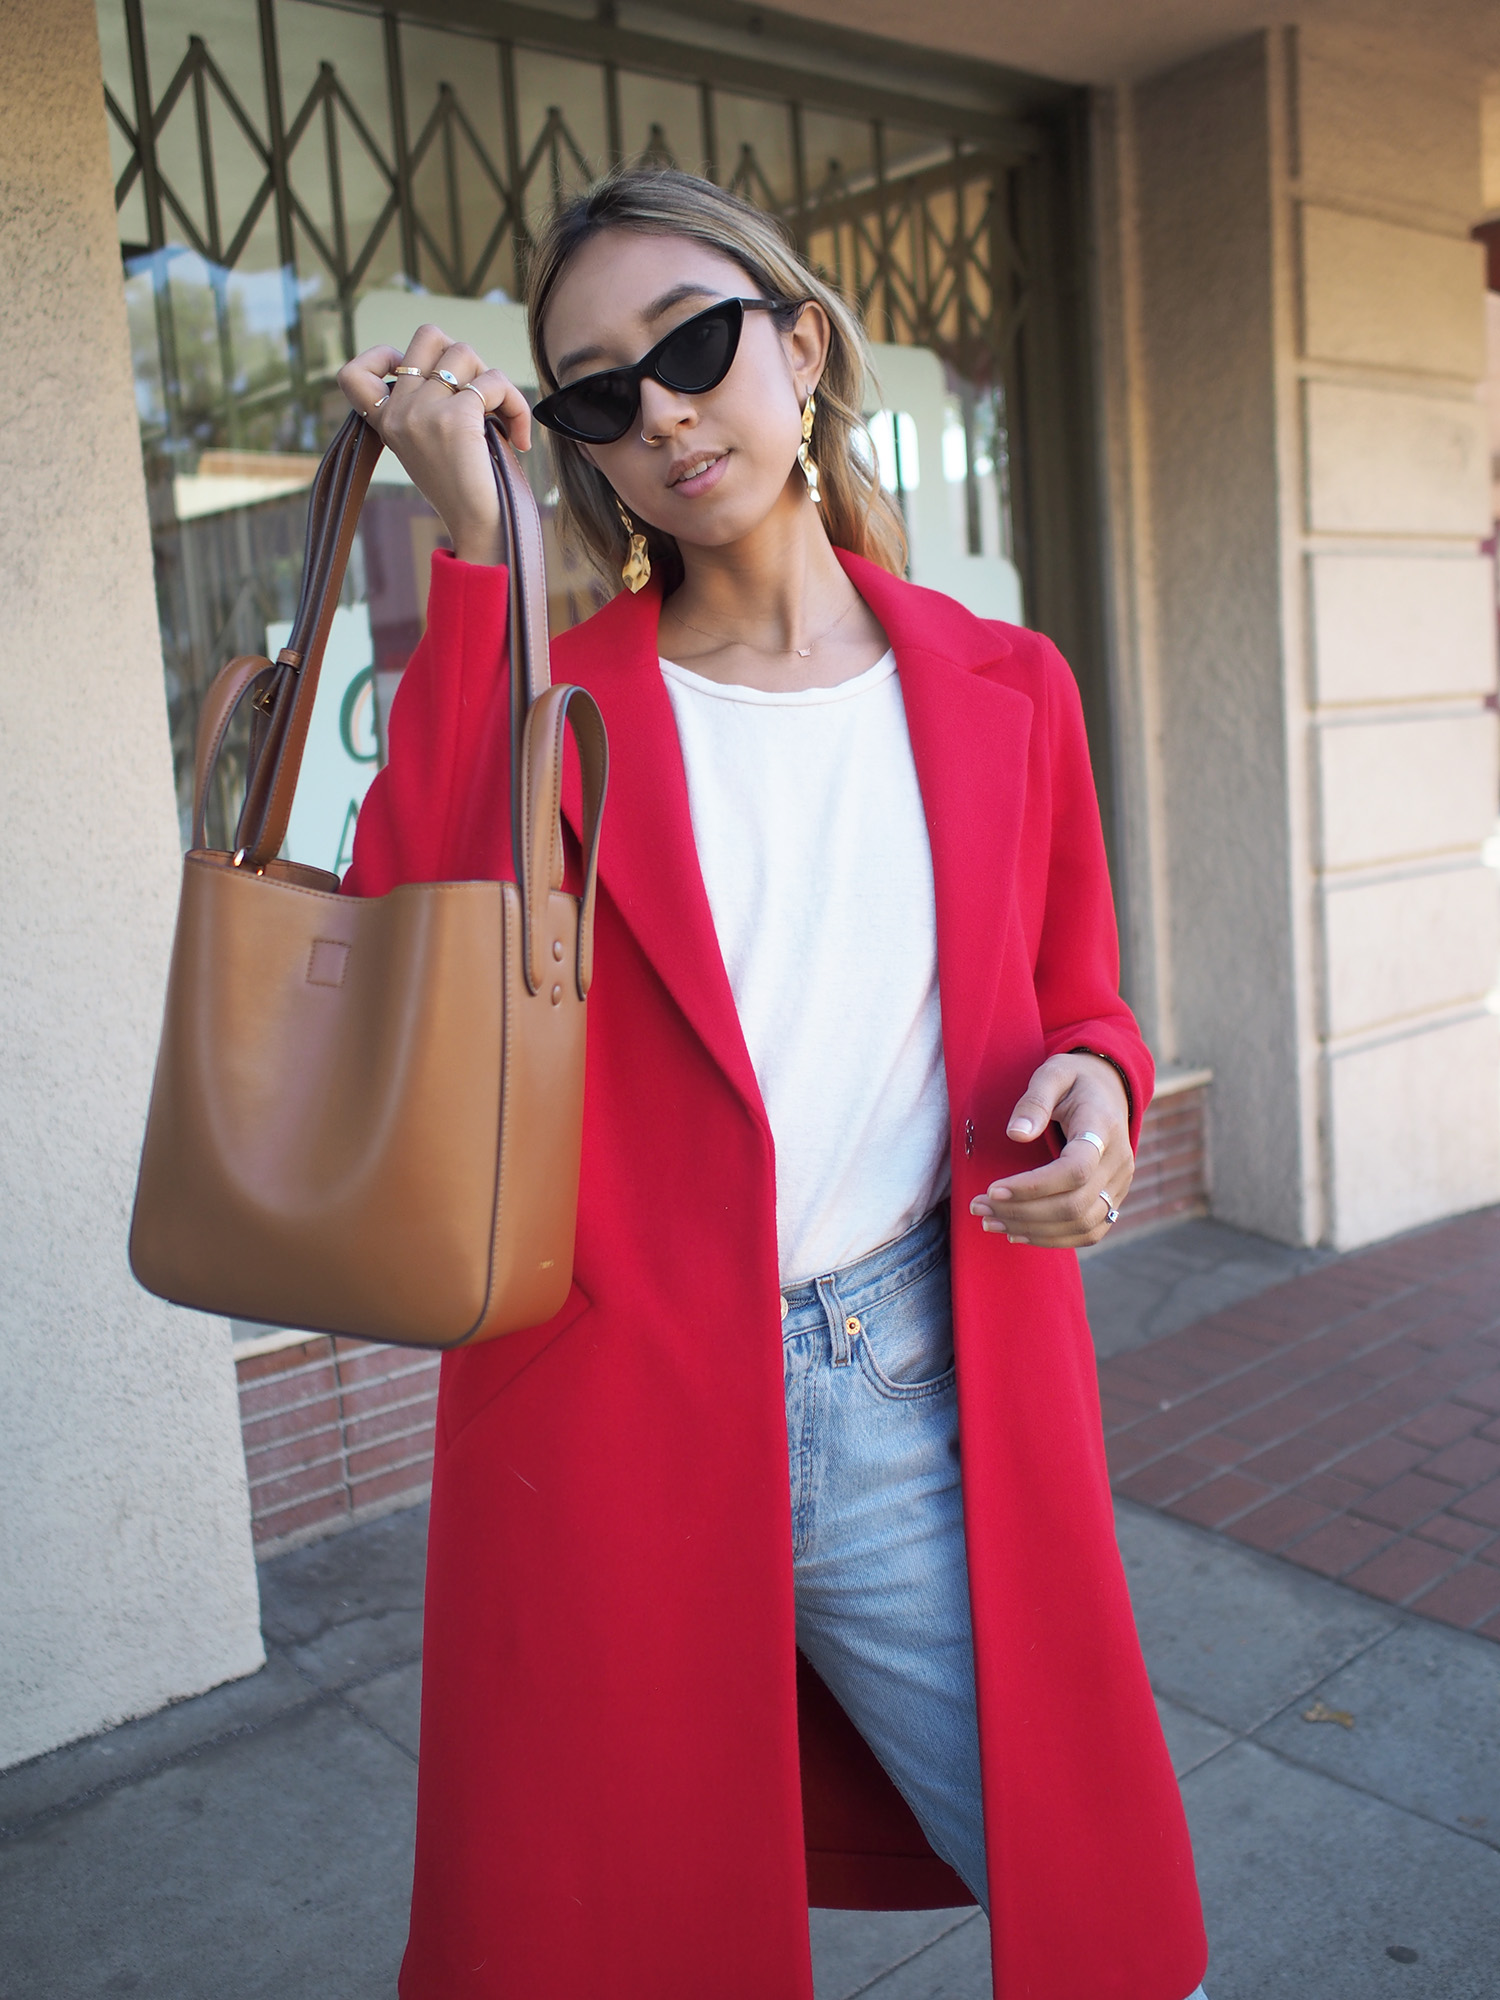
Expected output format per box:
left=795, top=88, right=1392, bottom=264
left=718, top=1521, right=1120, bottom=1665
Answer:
left=371, top=393, right=390, bottom=410
left=460, top=382, right=488, bottom=407
left=392, top=365, right=424, bottom=378
left=435, top=369, right=461, bottom=389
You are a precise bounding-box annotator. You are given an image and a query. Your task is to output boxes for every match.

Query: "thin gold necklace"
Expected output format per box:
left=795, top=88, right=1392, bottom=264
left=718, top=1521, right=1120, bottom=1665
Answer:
left=668, top=593, right=860, bottom=660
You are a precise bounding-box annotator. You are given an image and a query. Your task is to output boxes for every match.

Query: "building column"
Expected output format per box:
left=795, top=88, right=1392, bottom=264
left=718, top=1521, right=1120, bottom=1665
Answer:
left=1103, top=25, right=1499, bottom=1249
left=0, top=0, right=263, bottom=1768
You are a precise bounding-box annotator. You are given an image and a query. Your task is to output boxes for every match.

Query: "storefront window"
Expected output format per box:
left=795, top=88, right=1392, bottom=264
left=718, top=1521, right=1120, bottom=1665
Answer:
left=99, top=0, right=1038, bottom=867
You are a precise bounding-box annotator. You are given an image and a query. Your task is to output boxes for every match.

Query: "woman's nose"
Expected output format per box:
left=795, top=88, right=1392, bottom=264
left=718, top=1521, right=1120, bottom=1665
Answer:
left=637, top=378, right=696, bottom=442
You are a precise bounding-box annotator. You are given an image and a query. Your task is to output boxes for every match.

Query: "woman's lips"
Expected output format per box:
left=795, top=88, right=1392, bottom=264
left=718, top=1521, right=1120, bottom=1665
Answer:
left=670, top=451, right=729, bottom=498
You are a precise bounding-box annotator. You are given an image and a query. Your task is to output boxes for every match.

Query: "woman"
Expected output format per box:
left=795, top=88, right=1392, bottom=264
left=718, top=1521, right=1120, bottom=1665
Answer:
left=340, top=167, right=1208, bottom=2000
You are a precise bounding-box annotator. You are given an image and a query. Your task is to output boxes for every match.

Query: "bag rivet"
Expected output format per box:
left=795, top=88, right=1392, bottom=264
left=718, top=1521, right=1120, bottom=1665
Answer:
left=551, top=983, right=563, bottom=1005
left=552, top=938, right=565, bottom=961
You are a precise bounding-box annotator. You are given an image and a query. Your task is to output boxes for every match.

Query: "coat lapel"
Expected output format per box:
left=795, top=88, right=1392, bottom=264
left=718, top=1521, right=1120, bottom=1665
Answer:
left=556, top=582, right=766, bottom=1129
left=837, top=555, right=1034, bottom=1120
left=556, top=555, right=1035, bottom=1131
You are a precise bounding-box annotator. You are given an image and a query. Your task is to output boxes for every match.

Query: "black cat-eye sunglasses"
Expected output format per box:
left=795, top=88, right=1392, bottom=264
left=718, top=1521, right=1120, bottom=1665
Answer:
left=532, top=296, right=798, bottom=444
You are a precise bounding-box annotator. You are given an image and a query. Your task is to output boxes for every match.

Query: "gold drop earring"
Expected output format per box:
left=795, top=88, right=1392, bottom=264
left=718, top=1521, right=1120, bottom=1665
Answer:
left=798, top=392, right=822, bottom=505
left=615, top=497, right=651, bottom=593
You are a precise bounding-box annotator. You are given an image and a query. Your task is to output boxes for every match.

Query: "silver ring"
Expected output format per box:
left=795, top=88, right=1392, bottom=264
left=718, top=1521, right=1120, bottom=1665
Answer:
left=371, top=392, right=390, bottom=411
left=435, top=369, right=461, bottom=389
left=1078, top=1130, right=1105, bottom=1159
left=1100, top=1190, right=1121, bottom=1225
left=392, top=365, right=424, bottom=378
left=460, top=381, right=488, bottom=408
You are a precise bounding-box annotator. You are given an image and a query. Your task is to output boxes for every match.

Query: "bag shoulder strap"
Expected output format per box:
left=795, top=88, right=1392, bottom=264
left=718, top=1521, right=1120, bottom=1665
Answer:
left=229, top=411, right=552, bottom=876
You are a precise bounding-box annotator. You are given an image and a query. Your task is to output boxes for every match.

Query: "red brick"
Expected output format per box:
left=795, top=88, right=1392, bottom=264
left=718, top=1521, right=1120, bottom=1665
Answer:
left=239, top=1363, right=339, bottom=1420
left=1181, top=1430, right=1258, bottom=1469
left=337, top=1371, right=439, bottom=1422
left=1105, top=1435, right=1157, bottom=1480
left=346, top=1432, right=434, bottom=1483
left=239, top=1395, right=343, bottom=1454
left=1452, top=1479, right=1500, bottom=1529
left=1166, top=1473, right=1275, bottom=1528
left=334, top=1344, right=440, bottom=1389
left=1225, top=1492, right=1334, bottom=1553
left=342, top=1396, right=438, bottom=1454
left=1396, top=1402, right=1486, bottom=1448
left=252, top=1490, right=350, bottom=1545
left=1296, top=1472, right=1369, bottom=1512
left=1111, top=1402, right=1220, bottom=1451
left=247, top=1461, right=347, bottom=1513
left=1099, top=1392, right=1154, bottom=1429
left=1352, top=1472, right=1463, bottom=1531
left=1405, top=1309, right=1493, bottom=1351
left=1283, top=1515, right=1392, bottom=1578
left=1344, top=1536, right=1458, bottom=1605
left=1416, top=1513, right=1496, bottom=1554
left=1333, top=1435, right=1431, bottom=1486
left=348, top=1462, right=433, bottom=1512
left=242, top=1428, right=344, bottom=1481
left=1115, top=1455, right=1210, bottom=1506
left=1409, top=1564, right=1500, bottom=1630
left=1240, top=1435, right=1334, bottom=1485
left=1422, top=1435, right=1500, bottom=1488
left=235, top=1337, right=332, bottom=1383
left=1184, top=1327, right=1278, bottom=1369
left=1304, top=1403, right=1396, bottom=1449
left=1456, top=1373, right=1500, bottom=1415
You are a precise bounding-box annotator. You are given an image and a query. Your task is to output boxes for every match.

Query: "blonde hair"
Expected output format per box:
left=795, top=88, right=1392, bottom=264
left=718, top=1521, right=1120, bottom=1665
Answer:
left=524, top=165, right=907, bottom=594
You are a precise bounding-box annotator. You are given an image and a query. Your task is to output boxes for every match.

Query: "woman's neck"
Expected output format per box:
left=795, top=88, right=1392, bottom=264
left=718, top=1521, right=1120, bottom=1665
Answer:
left=656, top=483, right=889, bottom=692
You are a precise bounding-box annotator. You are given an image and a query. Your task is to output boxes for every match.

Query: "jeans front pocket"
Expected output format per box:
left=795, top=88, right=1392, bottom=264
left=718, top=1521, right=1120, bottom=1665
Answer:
left=853, top=1255, right=956, bottom=1401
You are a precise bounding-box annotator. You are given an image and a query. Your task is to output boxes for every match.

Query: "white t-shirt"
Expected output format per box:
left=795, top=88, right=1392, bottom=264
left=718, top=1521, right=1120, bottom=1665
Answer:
left=660, top=648, right=951, bottom=1286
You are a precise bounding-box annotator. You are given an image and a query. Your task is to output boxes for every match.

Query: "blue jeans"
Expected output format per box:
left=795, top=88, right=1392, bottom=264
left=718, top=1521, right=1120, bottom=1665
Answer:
left=783, top=1205, right=989, bottom=1906
left=783, top=1210, right=1212, bottom=2000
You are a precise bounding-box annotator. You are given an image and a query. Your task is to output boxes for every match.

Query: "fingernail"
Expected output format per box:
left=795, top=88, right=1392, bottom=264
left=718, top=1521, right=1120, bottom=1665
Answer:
left=1010, top=1118, right=1035, bottom=1136
left=1007, top=1236, right=1029, bottom=1246
left=991, top=1187, right=1011, bottom=1202
left=969, top=1199, right=987, bottom=1216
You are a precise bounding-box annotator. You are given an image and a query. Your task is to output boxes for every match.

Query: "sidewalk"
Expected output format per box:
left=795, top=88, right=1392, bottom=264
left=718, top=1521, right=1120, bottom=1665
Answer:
left=3, top=1218, right=1498, bottom=1998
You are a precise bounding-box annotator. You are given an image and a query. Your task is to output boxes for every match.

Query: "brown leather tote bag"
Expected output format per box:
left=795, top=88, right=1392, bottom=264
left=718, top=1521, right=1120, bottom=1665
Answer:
left=129, top=410, right=607, bottom=1350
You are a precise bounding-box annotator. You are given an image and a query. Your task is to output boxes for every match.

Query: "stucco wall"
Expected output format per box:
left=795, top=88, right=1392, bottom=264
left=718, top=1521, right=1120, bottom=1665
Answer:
left=0, top=0, right=263, bottom=1769
left=1130, top=36, right=1316, bottom=1241
left=1294, top=25, right=1499, bottom=1247
left=1113, top=26, right=1499, bottom=1248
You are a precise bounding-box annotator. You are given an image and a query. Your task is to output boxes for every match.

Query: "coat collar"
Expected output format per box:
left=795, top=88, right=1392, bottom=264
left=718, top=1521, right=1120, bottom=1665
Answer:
left=556, top=552, right=1034, bottom=1126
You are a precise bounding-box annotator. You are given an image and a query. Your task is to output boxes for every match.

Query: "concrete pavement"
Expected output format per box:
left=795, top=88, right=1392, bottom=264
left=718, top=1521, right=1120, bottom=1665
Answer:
left=3, top=1218, right=1498, bottom=1998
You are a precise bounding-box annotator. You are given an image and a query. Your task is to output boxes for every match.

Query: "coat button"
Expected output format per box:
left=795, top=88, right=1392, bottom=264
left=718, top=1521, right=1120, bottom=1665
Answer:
left=964, top=1118, right=975, bottom=1157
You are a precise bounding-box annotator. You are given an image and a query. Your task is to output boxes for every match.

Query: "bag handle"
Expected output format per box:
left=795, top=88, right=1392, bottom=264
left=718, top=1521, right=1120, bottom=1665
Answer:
left=193, top=411, right=606, bottom=996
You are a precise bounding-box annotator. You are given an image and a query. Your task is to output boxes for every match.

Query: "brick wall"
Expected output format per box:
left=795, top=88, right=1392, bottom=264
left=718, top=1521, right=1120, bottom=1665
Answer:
left=234, top=1067, right=1210, bottom=1554
left=1116, top=1067, right=1211, bottom=1236
left=237, top=1335, right=439, bottom=1555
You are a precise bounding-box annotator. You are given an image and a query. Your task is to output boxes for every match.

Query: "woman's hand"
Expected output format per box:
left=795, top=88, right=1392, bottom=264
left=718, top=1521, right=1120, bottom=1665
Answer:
left=337, top=324, right=534, bottom=565
left=969, top=1053, right=1134, bottom=1249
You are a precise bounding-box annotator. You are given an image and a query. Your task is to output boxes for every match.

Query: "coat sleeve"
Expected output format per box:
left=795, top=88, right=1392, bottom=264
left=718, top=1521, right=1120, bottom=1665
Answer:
left=341, top=550, right=512, bottom=899
left=1027, top=636, right=1154, bottom=1150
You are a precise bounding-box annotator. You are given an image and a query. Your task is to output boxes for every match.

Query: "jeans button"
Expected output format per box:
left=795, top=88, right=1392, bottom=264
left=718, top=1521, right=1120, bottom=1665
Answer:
left=780, top=1295, right=790, bottom=1322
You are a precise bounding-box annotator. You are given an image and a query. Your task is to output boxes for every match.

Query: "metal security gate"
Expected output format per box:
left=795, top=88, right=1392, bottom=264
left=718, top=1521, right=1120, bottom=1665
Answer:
left=98, top=0, right=1107, bottom=850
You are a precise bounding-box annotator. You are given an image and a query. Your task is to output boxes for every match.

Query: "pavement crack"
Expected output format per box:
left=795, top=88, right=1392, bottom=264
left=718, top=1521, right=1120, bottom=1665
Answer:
left=840, top=1911, right=984, bottom=1996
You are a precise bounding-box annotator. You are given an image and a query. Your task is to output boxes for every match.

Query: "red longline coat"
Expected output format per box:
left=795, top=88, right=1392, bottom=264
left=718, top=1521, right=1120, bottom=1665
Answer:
left=344, top=546, right=1208, bottom=2000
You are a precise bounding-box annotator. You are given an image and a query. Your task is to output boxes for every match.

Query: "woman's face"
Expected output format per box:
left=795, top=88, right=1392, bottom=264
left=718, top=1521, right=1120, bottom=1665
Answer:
left=539, top=229, right=828, bottom=550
